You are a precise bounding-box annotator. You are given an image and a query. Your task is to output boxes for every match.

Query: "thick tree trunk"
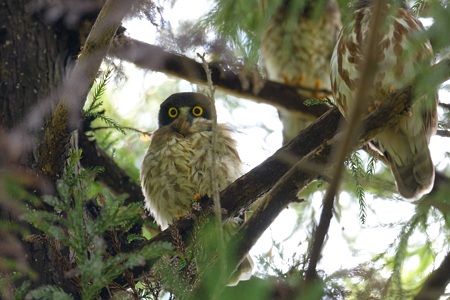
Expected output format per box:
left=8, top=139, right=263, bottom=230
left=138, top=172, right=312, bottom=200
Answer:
left=1, top=0, right=82, bottom=295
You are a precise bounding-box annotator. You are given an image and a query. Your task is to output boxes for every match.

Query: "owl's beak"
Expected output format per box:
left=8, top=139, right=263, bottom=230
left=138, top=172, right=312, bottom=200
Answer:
left=171, top=108, right=193, bottom=136
left=178, top=107, right=194, bottom=123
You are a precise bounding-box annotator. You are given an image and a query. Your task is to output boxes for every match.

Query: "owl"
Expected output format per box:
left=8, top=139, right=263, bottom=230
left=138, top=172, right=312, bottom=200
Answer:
left=261, top=0, right=341, bottom=144
left=140, top=92, right=252, bottom=283
left=330, top=0, right=437, bottom=198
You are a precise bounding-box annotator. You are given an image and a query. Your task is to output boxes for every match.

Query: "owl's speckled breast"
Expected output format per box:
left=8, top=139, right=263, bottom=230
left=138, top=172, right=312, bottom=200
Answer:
left=141, top=118, right=242, bottom=229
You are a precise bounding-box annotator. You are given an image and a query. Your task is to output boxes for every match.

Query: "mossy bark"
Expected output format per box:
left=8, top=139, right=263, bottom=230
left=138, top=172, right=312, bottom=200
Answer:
left=0, top=0, right=82, bottom=295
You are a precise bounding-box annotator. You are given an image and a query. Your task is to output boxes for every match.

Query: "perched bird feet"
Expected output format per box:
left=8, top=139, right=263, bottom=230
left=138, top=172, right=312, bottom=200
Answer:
left=368, top=99, right=383, bottom=112
left=295, top=75, right=305, bottom=86
left=389, top=85, right=396, bottom=94
left=403, top=108, right=413, bottom=117
left=313, top=79, right=327, bottom=99
left=191, top=193, right=203, bottom=211
left=173, top=214, right=185, bottom=222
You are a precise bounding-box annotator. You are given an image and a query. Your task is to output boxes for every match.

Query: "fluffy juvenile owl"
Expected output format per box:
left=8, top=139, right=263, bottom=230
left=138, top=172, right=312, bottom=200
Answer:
left=140, top=92, right=252, bottom=283
left=261, top=0, right=341, bottom=144
left=330, top=0, right=437, bottom=198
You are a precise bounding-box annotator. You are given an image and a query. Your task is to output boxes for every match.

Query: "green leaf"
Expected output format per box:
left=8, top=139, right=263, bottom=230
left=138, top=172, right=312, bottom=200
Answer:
left=28, top=285, right=74, bottom=300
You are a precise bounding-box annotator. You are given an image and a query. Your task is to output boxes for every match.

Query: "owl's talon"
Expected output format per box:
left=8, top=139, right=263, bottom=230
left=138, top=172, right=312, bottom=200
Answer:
left=403, top=109, right=413, bottom=117
left=174, top=214, right=184, bottom=221
left=295, top=75, right=305, bottom=86
left=193, top=193, right=202, bottom=201
left=313, top=79, right=326, bottom=99
left=315, top=79, right=322, bottom=90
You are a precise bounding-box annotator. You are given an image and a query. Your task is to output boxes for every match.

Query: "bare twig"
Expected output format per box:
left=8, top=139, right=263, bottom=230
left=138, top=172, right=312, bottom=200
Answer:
left=437, top=129, right=450, bottom=137
left=90, top=126, right=152, bottom=136
left=198, top=52, right=227, bottom=292
left=305, top=0, right=387, bottom=282
left=439, top=102, right=450, bottom=110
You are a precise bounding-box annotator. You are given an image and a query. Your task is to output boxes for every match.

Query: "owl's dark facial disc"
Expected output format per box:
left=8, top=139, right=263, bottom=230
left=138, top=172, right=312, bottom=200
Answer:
left=158, top=92, right=213, bottom=127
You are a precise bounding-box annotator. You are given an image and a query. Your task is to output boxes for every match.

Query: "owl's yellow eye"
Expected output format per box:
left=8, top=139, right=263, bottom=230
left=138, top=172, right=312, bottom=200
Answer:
left=168, top=107, right=178, bottom=118
left=191, top=105, right=203, bottom=117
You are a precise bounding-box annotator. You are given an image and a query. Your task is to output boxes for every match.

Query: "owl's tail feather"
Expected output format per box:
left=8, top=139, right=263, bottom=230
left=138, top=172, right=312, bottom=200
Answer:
left=227, top=254, right=254, bottom=286
left=388, top=139, right=435, bottom=199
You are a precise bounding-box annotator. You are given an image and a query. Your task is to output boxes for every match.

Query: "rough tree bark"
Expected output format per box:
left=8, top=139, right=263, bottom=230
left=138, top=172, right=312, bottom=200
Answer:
left=0, top=0, right=97, bottom=295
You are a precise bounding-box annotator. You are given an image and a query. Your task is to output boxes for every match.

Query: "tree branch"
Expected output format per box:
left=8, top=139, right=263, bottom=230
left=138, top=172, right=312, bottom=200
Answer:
left=414, top=250, right=450, bottom=300
left=78, top=132, right=145, bottom=207
left=227, top=88, right=414, bottom=297
left=109, top=36, right=330, bottom=118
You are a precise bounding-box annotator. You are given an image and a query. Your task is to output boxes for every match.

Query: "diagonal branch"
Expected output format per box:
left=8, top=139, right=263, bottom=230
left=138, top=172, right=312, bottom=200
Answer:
left=227, top=86, right=415, bottom=295
left=109, top=36, right=450, bottom=121
left=413, top=250, right=450, bottom=300
left=78, top=132, right=145, bottom=207
left=108, top=36, right=330, bottom=117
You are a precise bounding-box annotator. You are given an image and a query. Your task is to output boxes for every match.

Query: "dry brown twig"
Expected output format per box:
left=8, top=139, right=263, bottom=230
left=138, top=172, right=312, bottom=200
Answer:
left=304, top=0, right=387, bottom=282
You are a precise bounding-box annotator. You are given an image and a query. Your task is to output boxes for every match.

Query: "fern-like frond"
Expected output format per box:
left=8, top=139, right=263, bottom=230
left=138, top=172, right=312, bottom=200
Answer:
left=201, top=0, right=277, bottom=64
left=411, top=0, right=426, bottom=15
left=28, top=285, right=74, bottom=300
left=85, top=68, right=112, bottom=116
left=24, top=151, right=168, bottom=299
left=83, top=68, right=126, bottom=135
left=365, top=153, right=377, bottom=180
left=304, top=97, right=335, bottom=107
left=346, top=151, right=367, bottom=224
left=385, top=205, right=429, bottom=298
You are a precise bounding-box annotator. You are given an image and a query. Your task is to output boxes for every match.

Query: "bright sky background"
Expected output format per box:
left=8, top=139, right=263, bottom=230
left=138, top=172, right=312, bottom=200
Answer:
left=111, top=0, right=450, bottom=282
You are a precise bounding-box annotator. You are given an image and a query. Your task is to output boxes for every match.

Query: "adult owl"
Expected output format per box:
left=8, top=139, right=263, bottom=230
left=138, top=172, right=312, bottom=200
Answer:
left=330, top=0, right=437, bottom=198
left=140, top=92, right=252, bottom=284
left=261, top=0, right=341, bottom=144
